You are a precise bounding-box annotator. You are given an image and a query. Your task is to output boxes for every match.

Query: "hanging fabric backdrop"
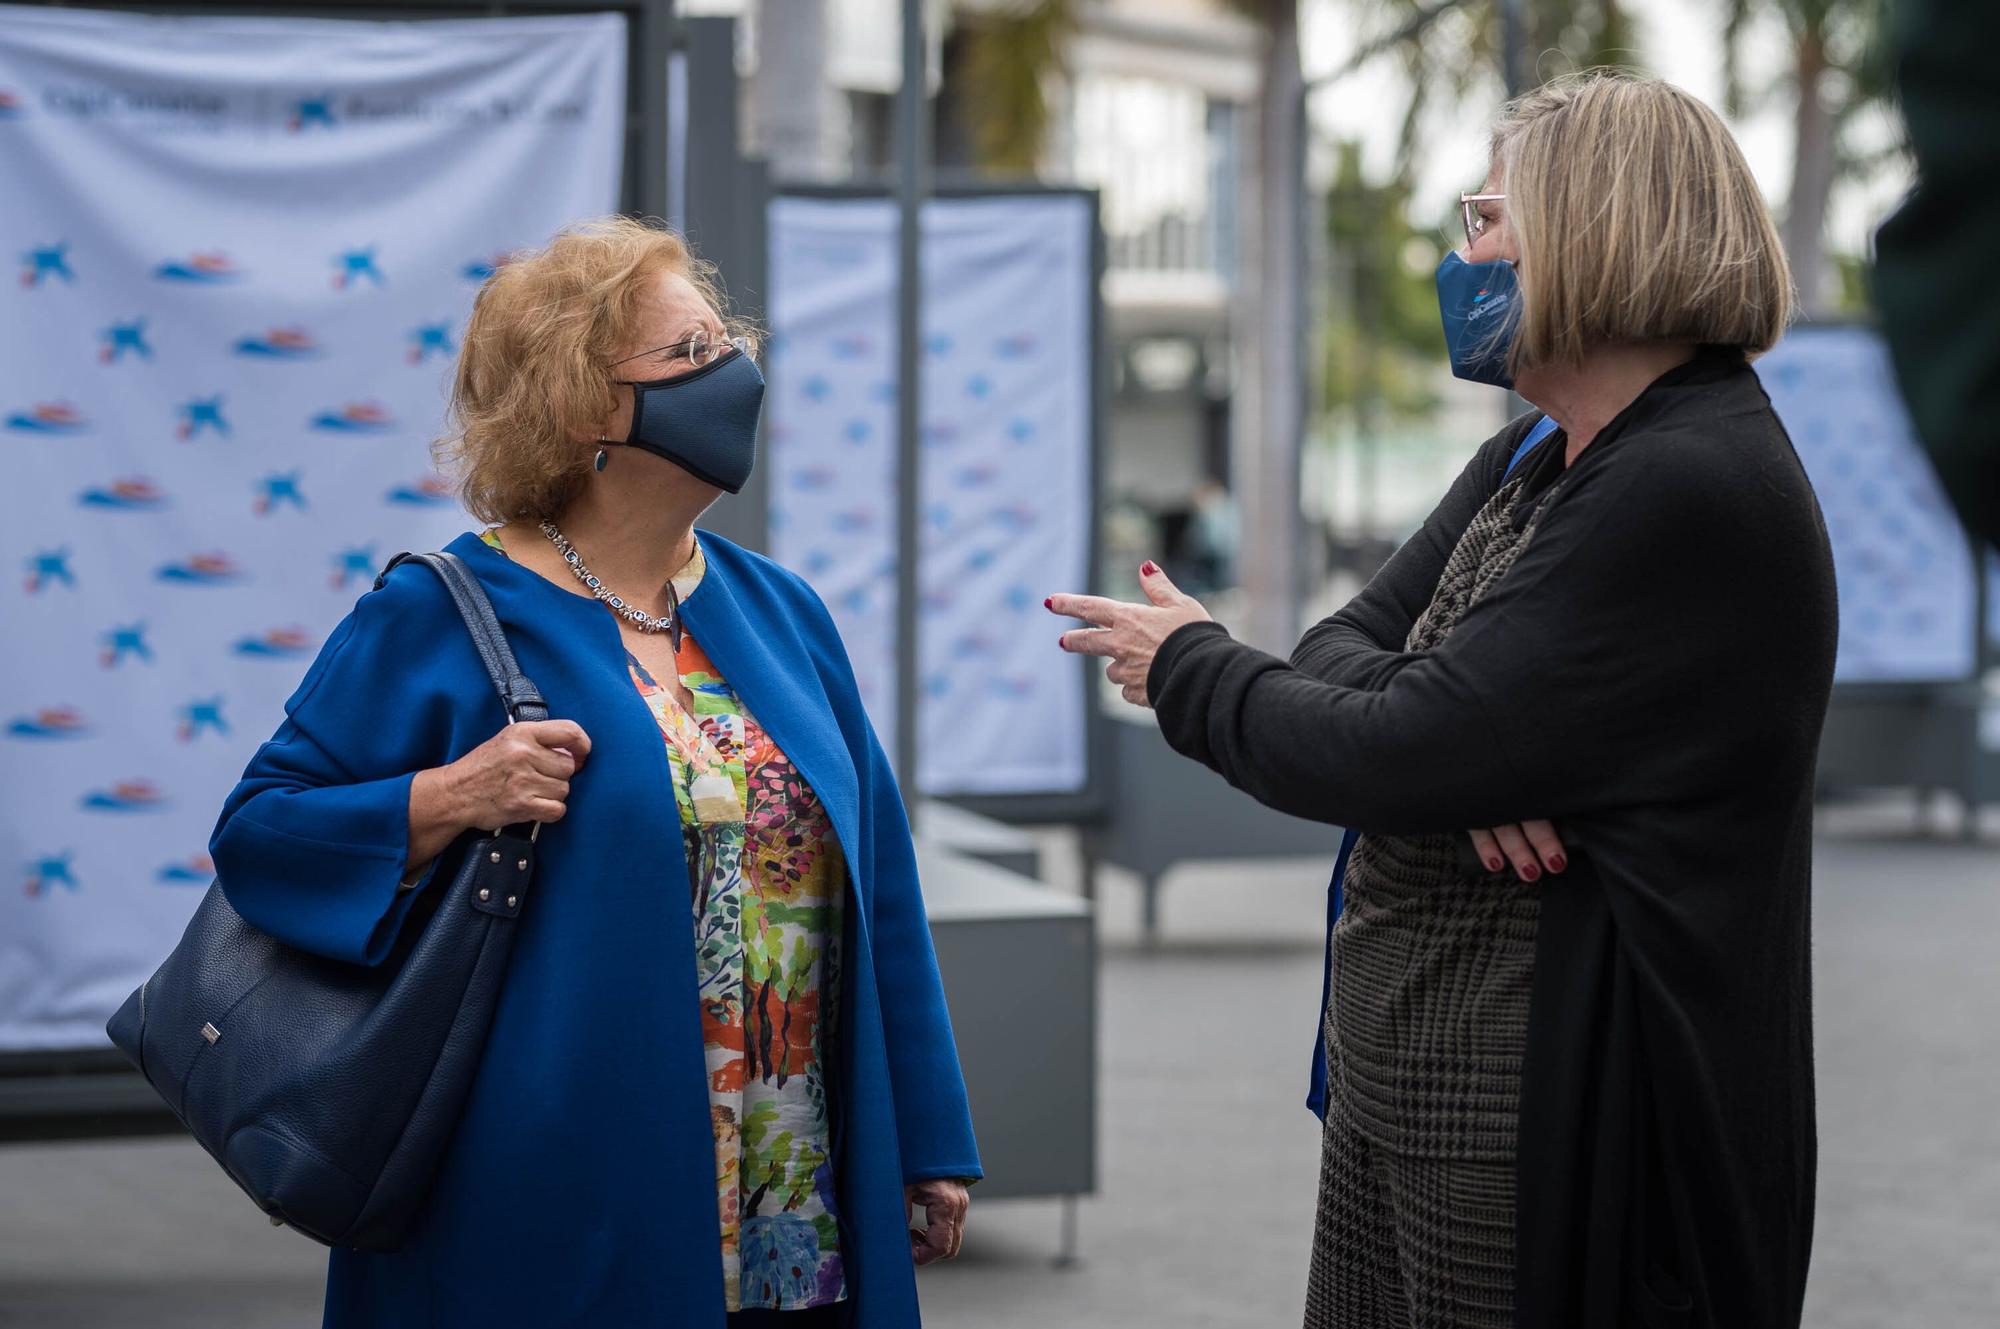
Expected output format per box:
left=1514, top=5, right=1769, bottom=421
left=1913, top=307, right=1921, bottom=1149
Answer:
left=1754, top=325, right=1989, bottom=683
left=765, top=193, right=1095, bottom=798
left=0, top=4, right=625, bottom=1051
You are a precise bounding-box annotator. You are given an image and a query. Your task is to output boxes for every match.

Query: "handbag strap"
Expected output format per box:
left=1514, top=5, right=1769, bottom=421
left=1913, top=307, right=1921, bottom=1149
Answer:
left=373, top=551, right=549, bottom=725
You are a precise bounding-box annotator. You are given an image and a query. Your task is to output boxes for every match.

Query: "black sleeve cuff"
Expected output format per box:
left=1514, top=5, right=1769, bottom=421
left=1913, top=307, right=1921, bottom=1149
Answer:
left=1147, top=619, right=1232, bottom=708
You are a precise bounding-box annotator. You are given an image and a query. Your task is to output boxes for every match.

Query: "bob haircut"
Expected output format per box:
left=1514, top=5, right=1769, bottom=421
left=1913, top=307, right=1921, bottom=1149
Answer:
left=1492, top=72, right=1793, bottom=377
left=435, top=215, right=756, bottom=524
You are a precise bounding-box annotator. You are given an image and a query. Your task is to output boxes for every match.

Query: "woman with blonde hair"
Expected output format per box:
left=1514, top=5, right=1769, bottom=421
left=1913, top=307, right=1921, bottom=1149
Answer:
left=1051, top=73, right=1831, bottom=1328
left=210, top=216, right=979, bottom=1328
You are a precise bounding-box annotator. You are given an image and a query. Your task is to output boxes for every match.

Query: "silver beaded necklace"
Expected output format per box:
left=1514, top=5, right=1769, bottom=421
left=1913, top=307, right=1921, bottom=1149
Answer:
left=538, top=519, right=685, bottom=650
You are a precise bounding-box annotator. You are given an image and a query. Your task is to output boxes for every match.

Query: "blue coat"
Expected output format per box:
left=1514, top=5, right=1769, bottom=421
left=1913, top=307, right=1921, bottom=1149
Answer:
left=209, top=528, right=982, bottom=1328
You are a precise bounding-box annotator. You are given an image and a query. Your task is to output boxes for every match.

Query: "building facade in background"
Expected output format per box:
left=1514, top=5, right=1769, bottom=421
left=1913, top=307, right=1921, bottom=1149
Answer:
left=728, top=0, right=1262, bottom=597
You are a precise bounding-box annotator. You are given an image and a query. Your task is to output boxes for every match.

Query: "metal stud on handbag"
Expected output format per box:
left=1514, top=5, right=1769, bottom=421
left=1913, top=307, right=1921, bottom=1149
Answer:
left=106, top=551, right=545, bottom=1250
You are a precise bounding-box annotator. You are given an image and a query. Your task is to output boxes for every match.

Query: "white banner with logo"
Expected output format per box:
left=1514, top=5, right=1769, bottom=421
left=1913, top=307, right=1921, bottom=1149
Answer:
left=1755, top=326, right=1984, bottom=683
left=766, top=194, right=1095, bottom=798
left=0, top=5, right=625, bottom=1050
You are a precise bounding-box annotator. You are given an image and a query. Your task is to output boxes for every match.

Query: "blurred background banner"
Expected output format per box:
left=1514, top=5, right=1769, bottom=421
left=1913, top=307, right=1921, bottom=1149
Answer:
left=1756, top=325, right=1985, bottom=684
left=0, top=3, right=626, bottom=1050
left=767, top=191, right=1096, bottom=798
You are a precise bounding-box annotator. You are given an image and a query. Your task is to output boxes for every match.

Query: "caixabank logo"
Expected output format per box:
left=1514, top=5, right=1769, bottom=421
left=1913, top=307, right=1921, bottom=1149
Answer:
left=254, top=471, right=306, bottom=515
left=155, top=251, right=243, bottom=284
left=310, top=400, right=394, bottom=432
left=20, top=242, right=72, bottom=287
left=177, top=696, right=228, bottom=741
left=301, top=90, right=592, bottom=129
left=791, top=464, right=838, bottom=493
left=0, top=80, right=587, bottom=132
left=6, top=706, right=91, bottom=739
left=461, top=251, right=518, bottom=282
left=290, top=93, right=337, bottom=132
left=830, top=507, right=877, bottom=535
left=79, top=476, right=170, bottom=511
left=98, top=318, right=153, bottom=362
left=333, top=247, right=385, bottom=289
left=386, top=475, right=454, bottom=507
left=984, top=673, right=1039, bottom=700
left=987, top=503, right=1040, bottom=534
left=5, top=401, right=87, bottom=433
left=100, top=623, right=152, bottom=668
left=157, top=853, right=215, bottom=886
left=24, top=853, right=78, bottom=899
left=24, top=549, right=77, bottom=593
left=154, top=551, right=246, bottom=585
left=234, top=325, right=321, bottom=358
left=177, top=395, right=229, bottom=439
left=331, top=546, right=378, bottom=589
left=951, top=629, right=1000, bottom=662
left=408, top=322, right=456, bottom=363
left=232, top=626, right=312, bottom=658
left=81, top=779, right=170, bottom=813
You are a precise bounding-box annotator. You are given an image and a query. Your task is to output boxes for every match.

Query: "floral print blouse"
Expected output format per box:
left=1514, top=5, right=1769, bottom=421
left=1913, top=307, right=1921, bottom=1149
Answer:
left=480, top=528, right=847, bottom=1312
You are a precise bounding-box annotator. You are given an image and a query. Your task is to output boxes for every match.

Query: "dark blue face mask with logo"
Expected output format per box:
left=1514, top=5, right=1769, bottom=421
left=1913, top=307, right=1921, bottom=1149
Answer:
left=1434, top=251, right=1522, bottom=389
left=600, top=344, right=765, bottom=494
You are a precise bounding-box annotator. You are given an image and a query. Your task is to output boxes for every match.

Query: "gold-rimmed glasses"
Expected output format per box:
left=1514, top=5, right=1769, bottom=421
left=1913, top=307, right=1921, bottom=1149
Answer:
left=610, top=328, right=750, bottom=373
left=1460, top=193, right=1506, bottom=249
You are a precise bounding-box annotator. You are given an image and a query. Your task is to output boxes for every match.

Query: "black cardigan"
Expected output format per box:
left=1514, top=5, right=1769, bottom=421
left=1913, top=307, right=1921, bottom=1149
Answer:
left=1147, top=351, right=1835, bottom=1329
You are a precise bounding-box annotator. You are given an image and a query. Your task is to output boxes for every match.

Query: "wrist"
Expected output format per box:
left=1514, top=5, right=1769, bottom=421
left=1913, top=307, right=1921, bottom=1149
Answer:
left=416, top=763, right=472, bottom=835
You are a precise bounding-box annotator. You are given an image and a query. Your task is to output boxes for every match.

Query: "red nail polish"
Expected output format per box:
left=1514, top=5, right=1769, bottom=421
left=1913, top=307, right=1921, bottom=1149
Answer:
left=1548, top=853, right=1566, bottom=873
left=1521, top=863, right=1541, bottom=882
left=1043, top=597, right=1053, bottom=610
left=1141, top=561, right=1158, bottom=576
left=1486, top=856, right=1503, bottom=873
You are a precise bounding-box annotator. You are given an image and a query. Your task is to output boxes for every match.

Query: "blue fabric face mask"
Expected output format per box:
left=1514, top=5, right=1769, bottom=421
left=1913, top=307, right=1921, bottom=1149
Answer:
left=1435, top=251, right=1522, bottom=388
left=603, top=344, right=765, bottom=494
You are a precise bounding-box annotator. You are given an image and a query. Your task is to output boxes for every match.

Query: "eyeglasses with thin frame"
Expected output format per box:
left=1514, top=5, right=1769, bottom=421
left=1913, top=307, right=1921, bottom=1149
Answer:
left=610, top=327, right=750, bottom=374
left=1460, top=193, right=1506, bottom=250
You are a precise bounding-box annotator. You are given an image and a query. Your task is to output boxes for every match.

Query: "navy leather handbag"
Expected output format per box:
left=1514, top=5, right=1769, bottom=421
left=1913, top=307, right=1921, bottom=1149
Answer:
left=107, top=551, right=544, bottom=1251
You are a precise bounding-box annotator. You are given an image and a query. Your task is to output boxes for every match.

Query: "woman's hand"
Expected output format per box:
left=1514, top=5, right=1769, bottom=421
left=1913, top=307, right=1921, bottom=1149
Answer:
left=1048, top=562, right=1213, bottom=708
left=448, top=719, right=592, bottom=828
left=1468, top=820, right=1567, bottom=882
left=905, top=1179, right=970, bottom=1266
left=405, top=720, right=590, bottom=878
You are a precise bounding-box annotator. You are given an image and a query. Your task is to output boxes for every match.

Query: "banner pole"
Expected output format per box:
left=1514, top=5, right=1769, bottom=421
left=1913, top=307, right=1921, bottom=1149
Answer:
left=893, top=0, right=928, bottom=806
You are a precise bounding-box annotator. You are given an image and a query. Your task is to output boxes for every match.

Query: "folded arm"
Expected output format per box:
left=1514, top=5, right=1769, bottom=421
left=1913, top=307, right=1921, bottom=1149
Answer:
left=1291, top=412, right=1541, bottom=691
left=1149, top=452, right=1738, bottom=835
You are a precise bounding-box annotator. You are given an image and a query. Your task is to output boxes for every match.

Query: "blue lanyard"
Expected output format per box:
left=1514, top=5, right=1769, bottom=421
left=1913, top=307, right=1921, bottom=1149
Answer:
left=1503, top=413, right=1559, bottom=479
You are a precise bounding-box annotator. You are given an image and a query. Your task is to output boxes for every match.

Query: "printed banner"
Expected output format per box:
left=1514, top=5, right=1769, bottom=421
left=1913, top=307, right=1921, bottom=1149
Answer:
left=1756, top=326, right=1983, bottom=684
left=766, top=194, right=1095, bottom=797
left=0, top=4, right=625, bottom=1050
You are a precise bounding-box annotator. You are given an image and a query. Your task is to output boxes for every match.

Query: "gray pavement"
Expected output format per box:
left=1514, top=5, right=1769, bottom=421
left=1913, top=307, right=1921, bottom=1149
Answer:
left=3, top=801, right=1996, bottom=1327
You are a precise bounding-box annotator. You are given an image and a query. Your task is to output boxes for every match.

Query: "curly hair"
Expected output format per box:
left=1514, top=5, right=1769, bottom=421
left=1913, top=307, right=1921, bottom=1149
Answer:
left=433, top=216, right=756, bottom=524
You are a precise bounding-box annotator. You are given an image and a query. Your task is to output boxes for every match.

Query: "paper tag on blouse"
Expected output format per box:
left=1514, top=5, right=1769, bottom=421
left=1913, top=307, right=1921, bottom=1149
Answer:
left=689, top=768, right=745, bottom=823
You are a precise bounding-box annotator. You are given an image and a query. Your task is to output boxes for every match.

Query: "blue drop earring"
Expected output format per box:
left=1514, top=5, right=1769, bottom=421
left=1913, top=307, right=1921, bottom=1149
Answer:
left=593, top=447, right=609, bottom=473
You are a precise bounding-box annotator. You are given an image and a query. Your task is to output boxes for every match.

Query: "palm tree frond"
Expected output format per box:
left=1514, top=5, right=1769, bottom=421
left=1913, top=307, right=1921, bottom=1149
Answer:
left=1719, top=0, right=1754, bottom=117
left=961, top=0, right=1080, bottom=177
